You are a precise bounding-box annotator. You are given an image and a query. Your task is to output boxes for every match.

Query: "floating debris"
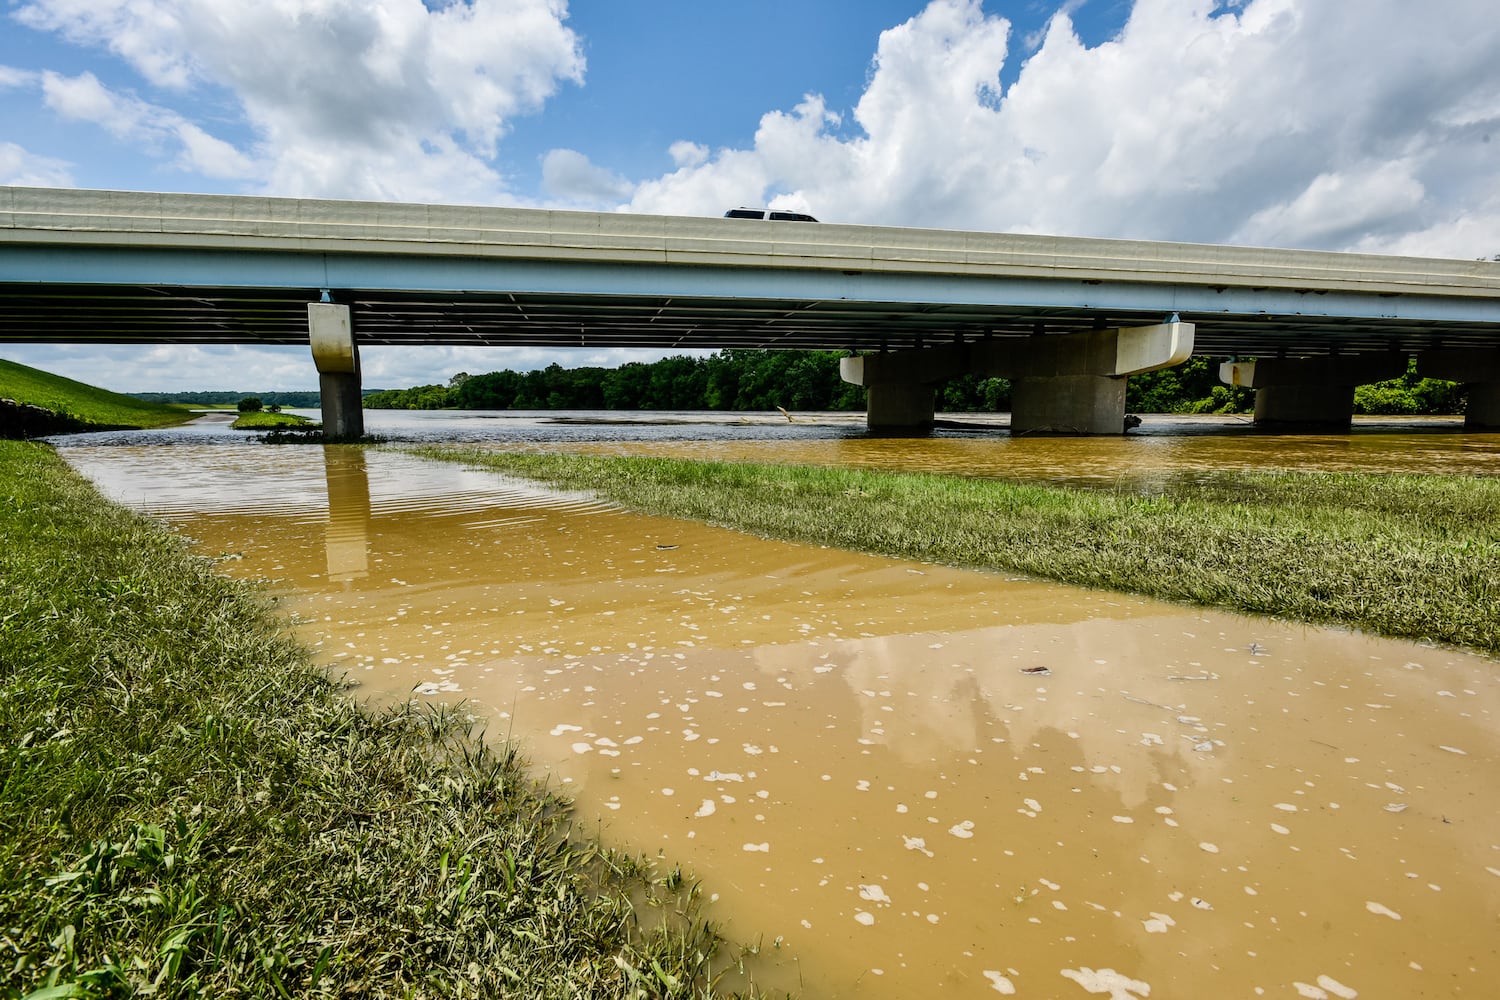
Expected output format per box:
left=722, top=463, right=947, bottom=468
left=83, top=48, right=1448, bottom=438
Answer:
left=1020, top=666, right=1052, bottom=676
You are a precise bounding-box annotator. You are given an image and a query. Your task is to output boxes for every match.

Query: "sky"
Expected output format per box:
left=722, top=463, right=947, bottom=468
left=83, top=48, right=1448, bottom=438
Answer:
left=2, top=0, right=1498, bottom=392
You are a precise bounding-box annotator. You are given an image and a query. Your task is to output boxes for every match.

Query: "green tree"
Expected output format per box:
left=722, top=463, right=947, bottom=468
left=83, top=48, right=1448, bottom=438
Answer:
left=236, top=396, right=263, bottom=412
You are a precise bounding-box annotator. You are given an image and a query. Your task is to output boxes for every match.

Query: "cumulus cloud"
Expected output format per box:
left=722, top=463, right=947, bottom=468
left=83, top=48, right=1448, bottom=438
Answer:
left=541, top=149, right=633, bottom=207
left=0, top=141, right=74, bottom=186
left=14, top=0, right=584, bottom=201
left=41, top=70, right=259, bottom=178
left=620, top=0, right=1500, bottom=257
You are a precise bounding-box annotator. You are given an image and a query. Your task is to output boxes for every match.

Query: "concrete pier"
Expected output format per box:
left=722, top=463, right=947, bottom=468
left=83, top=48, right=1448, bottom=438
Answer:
left=308, top=302, right=363, bottom=441
left=842, top=321, right=1194, bottom=435
left=1220, top=354, right=1407, bottom=429
left=1418, top=348, right=1500, bottom=430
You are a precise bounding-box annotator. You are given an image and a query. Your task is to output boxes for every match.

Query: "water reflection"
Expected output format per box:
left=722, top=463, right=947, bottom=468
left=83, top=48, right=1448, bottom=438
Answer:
left=323, top=447, right=371, bottom=582
left=58, top=443, right=1500, bottom=1000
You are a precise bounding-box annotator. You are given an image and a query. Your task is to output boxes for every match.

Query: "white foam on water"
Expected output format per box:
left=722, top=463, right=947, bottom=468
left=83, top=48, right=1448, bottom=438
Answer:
left=1200, top=842, right=1220, bottom=853
left=570, top=742, right=592, bottom=754
left=1112, top=816, right=1135, bottom=824
left=742, top=842, right=769, bottom=852
left=549, top=724, right=583, bottom=736
left=1059, top=967, right=1150, bottom=999
left=983, top=970, right=1017, bottom=994
left=1439, top=745, right=1468, bottom=755
left=661, top=788, right=674, bottom=797
left=854, top=911, right=875, bottom=926
left=1274, top=803, right=1298, bottom=812
left=858, top=884, right=892, bottom=904
left=1316, top=975, right=1358, bottom=998
left=1294, top=983, right=1329, bottom=999
left=949, top=820, right=976, bottom=839
left=694, top=799, right=716, bottom=818
left=903, top=835, right=934, bottom=857
left=1365, top=901, right=1401, bottom=920
left=1025, top=798, right=1043, bottom=812
left=1271, top=824, right=1290, bottom=835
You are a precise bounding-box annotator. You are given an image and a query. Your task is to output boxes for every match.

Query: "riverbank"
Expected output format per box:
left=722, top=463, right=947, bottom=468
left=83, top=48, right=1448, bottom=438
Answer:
left=411, top=447, right=1500, bottom=655
left=0, top=358, right=191, bottom=437
left=0, top=441, right=760, bottom=998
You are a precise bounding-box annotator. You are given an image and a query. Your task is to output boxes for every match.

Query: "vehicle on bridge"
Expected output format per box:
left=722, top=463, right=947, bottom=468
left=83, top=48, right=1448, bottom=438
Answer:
left=723, top=207, right=818, bottom=222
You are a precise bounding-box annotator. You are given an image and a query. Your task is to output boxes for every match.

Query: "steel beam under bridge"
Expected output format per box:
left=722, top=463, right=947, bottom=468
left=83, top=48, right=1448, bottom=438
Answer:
left=3, top=186, right=1498, bottom=435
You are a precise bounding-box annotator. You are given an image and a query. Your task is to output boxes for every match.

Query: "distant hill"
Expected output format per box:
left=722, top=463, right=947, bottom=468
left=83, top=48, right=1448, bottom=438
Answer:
left=0, top=359, right=191, bottom=437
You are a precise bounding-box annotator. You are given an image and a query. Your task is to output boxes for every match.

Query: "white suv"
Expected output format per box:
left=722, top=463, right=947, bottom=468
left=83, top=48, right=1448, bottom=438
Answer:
left=724, top=207, right=819, bottom=222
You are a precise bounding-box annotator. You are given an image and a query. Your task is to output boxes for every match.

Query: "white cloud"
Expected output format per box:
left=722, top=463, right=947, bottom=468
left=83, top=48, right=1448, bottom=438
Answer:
left=0, top=141, right=74, bottom=186
left=541, top=148, right=633, bottom=206
left=40, top=70, right=259, bottom=178
left=15, top=0, right=584, bottom=201
left=0, top=65, right=39, bottom=89
left=618, top=0, right=1500, bottom=257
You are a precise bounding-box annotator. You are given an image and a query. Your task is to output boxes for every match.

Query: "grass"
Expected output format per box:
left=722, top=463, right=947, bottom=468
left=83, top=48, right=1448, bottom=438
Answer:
left=0, top=440, right=763, bottom=999
left=229, top=410, right=314, bottom=430
left=0, top=359, right=192, bottom=431
left=408, top=447, right=1500, bottom=655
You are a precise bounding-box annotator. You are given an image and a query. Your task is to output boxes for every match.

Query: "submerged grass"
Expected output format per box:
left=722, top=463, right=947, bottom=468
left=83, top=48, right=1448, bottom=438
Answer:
left=410, top=447, right=1500, bottom=655
left=0, top=441, right=761, bottom=999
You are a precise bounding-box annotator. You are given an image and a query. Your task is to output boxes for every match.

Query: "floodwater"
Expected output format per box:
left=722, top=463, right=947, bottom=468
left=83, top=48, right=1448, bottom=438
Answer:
left=58, top=415, right=1500, bottom=999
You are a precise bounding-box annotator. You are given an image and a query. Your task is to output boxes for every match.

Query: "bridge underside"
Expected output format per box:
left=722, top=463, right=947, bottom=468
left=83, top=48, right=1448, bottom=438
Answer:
left=1, top=281, right=1495, bottom=357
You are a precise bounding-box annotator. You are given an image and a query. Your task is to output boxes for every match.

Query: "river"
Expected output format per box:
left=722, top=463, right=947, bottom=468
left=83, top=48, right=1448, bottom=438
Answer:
left=56, top=411, right=1500, bottom=999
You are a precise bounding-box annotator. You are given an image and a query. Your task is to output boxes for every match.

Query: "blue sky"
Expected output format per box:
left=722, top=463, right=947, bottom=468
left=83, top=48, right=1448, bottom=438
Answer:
left=3, top=0, right=1498, bottom=391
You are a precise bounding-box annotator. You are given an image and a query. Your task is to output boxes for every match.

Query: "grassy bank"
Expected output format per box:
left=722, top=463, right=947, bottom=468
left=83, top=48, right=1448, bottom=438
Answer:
left=0, top=441, right=756, bottom=998
left=410, top=448, right=1500, bottom=655
left=0, top=359, right=191, bottom=432
left=229, top=409, right=314, bottom=430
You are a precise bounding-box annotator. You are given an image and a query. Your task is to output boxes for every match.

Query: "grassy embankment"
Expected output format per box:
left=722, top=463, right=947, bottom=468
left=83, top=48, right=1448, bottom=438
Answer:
left=0, top=359, right=192, bottom=434
left=410, top=448, right=1500, bottom=656
left=0, top=441, right=759, bottom=999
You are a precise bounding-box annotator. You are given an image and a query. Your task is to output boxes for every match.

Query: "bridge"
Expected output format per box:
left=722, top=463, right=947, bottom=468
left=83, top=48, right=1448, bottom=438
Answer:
left=2, top=186, right=1497, bottom=439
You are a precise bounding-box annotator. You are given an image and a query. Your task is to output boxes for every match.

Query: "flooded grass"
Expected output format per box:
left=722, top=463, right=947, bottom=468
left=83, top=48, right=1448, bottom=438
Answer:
left=412, top=448, right=1500, bottom=654
left=0, top=441, right=764, bottom=998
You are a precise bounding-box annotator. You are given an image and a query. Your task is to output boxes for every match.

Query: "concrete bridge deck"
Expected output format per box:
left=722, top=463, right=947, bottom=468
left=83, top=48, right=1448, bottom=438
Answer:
left=2, top=186, right=1497, bottom=436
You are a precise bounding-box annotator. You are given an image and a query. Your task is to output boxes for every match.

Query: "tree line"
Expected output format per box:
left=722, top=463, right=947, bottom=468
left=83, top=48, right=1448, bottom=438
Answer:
left=362, top=349, right=1461, bottom=415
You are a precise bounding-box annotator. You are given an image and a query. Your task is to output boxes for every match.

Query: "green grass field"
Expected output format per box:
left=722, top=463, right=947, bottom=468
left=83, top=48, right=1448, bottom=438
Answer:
left=0, top=358, right=192, bottom=429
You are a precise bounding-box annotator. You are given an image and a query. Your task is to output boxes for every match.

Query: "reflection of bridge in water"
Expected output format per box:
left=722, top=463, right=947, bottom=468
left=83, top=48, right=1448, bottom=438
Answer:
left=3, top=185, right=1498, bottom=437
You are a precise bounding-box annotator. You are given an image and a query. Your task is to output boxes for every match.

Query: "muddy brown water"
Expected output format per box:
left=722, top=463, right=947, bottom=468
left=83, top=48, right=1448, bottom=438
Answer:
left=60, top=429, right=1500, bottom=999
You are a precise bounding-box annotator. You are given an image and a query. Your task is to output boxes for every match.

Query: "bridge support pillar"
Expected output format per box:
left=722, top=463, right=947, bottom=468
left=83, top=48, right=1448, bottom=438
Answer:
left=1417, top=348, right=1500, bottom=430
left=840, top=321, right=1193, bottom=435
left=840, top=353, right=951, bottom=432
left=1010, top=374, right=1127, bottom=435
left=308, top=302, right=363, bottom=441
left=1220, top=353, right=1407, bottom=430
